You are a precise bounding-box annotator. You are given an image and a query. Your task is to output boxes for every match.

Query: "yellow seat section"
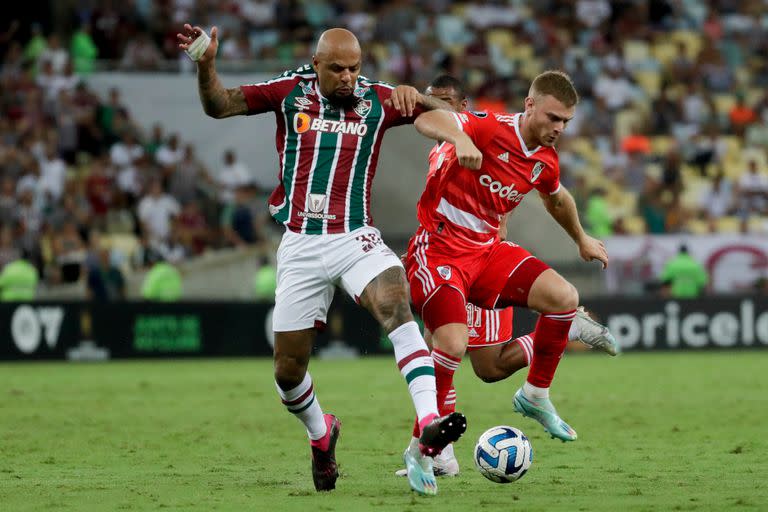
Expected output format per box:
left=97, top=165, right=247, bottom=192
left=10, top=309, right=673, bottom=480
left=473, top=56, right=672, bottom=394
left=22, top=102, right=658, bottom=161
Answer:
left=686, top=218, right=711, bottom=235
left=623, top=39, right=650, bottom=65
left=716, top=216, right=742, bottom=233
left=634, top=70, right=661, bottom=99
left=621, top=215, right=647, bottom=234
left=670, top=30, right=703, bottom=60
left=651, top=40, right=677, bottom=67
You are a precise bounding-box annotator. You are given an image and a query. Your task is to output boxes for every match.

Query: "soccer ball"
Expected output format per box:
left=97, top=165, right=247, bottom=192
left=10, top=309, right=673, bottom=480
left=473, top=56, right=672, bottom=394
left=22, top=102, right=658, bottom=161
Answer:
left=474, top=426, right=533, bottom=483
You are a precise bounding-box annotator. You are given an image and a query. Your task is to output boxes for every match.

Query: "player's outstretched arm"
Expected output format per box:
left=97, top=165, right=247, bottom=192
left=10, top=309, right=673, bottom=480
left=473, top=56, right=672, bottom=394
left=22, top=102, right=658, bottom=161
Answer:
left=177, top=24, right=249, bottom=119
left=540, top=186, right=609, bottom=268
left=414, top=111, right=482, bottom=170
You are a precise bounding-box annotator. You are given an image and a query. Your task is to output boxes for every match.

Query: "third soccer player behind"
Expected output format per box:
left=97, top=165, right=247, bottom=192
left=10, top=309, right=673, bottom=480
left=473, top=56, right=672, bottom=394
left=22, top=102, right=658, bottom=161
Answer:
left=404, top=71, right=610, bottom=454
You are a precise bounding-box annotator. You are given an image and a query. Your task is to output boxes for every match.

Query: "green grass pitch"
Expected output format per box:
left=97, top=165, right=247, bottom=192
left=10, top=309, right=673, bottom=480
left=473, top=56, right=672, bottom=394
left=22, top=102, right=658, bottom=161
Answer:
left=1, top=352, right=766, bottom=511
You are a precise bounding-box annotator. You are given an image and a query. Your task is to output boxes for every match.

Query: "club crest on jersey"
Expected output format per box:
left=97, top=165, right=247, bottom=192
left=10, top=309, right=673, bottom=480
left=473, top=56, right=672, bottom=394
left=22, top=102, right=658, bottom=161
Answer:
left=437, top=265, right=452, bottom=280
left=294, top=96, right=313, bottom=110
left=299, top=81, right=315, bottom=96
left=353, top=99, right=372, bottom=117
left=354, top=86, right=370, bottom=98
left=531, top=161, right=545, bottom=183
left=307, top=193, right=326, bottom=213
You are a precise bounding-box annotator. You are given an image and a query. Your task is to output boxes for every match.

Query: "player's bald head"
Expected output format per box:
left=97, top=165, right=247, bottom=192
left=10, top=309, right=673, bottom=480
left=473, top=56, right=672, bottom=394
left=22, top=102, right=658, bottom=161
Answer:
left=313, top=28, right=363, bottom=108
left=314, top=28, right=361, bottom=62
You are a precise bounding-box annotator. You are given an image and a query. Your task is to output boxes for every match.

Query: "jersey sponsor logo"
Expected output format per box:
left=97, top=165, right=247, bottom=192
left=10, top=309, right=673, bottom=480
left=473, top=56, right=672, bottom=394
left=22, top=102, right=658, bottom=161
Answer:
left=469, top=111, right=488, bottom=118
left=437, top=265, right=452, bottom=280
left=479, top=174, right=525, bottom=202
left=293, top=113, right=369, bottom=136
left=294, top=96, right=313, bottom=110
left=294, top=112, right=312, bottom=133
left=531, top=161, right=544, bottom=183
left=353, top=98, right=372, bottom=118
left=307, top=193, right=326, bottom=213
left=298, top=211, right=337, bottom=220
left=497, top=152, right=509, bottom=163
left=353, top=86, right=370, bottom=98
left=468, top=327, right=479, bottom=338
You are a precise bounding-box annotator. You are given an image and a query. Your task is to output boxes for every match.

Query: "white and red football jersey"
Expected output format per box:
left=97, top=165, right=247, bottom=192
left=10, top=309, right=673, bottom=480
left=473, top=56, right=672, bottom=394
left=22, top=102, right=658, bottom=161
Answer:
left=418, top=111, right=561, bottom=245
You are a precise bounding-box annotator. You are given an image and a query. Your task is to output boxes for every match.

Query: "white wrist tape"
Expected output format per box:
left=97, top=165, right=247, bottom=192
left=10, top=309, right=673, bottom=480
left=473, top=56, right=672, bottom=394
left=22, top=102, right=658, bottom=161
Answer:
left=185, top=30, right=211, bottom=61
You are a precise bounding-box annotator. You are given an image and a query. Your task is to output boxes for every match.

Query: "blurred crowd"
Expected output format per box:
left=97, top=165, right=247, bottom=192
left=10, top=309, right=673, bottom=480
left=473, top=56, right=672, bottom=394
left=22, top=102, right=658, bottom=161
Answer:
left=1, top=0, right=768, bottom=296
left=0, top=29, right=273, bottom=293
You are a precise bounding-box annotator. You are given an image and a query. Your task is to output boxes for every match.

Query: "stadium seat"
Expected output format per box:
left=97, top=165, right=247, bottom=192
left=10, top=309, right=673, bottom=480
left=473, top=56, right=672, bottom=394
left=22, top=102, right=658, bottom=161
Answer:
left=747, top=216, right=768, bottom=234
left=713, top=94, right=737, bottom=119
left=651, top=40, right=677, bottom=67
left=633, top=70, right=661, bottom=99
left=621, top=215, right=647, bottom=234
left=680, top=176, right=708, bottom=211
left=715, top=216, right=743, bottom=233
left=670, top=30, right=703, bottom=59
left=650, top=136, right=674, bottom=156
left=623, top=40, right=651, bottom=66
left=613, top=109, right=643, bottom=141
left=686, top=218, right=711, bottom=234
left=486, top=29, right=515, bottom=55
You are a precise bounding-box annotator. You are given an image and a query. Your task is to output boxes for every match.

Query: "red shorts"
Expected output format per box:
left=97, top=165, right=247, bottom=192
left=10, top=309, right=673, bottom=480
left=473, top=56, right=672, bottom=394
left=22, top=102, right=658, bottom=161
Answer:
left=406, top=227, right=550, bottom=312
left=466, top=304, right=514, bottom=350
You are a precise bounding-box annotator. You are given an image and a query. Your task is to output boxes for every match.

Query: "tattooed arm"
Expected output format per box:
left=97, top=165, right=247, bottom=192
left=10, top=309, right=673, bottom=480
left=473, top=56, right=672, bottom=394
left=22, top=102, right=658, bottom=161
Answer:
left=177, top=24, right=248, bottom=119
left=197, top=61, right=249, bottom=119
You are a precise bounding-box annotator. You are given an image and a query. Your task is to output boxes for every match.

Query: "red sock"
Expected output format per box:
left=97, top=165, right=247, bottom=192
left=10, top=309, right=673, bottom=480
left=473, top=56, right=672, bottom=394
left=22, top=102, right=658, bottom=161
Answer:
left=431, top=348, right=461, bottom=416
left=527, top=310, right=575, bottom=388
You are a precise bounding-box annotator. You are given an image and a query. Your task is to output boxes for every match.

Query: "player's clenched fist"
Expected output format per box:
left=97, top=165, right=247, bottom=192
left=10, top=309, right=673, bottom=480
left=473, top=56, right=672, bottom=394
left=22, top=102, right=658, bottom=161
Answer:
left=454, top=135, right=482, bottom=170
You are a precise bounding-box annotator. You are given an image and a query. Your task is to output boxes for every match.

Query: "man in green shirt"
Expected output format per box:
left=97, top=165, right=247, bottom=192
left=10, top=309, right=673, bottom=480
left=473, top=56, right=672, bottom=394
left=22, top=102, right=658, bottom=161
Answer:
left=660, top=245, right=708, bottom=298
left=70, top=22, right=98, bottom=75
left=0, top=258, right=39, bottom=301
left=141, top=261, right=182, bottom=301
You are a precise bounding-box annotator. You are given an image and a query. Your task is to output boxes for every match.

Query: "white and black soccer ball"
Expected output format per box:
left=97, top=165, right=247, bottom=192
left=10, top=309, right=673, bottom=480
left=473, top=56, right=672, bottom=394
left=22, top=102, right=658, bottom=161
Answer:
left=474, top=426, right=533, bottom=483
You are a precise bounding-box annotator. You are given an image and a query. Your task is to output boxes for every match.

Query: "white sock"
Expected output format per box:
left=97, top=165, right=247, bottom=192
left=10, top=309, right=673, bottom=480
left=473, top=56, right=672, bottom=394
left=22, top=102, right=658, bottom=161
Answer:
left=276, top=373, right=327, bottom=440
left=438, top=443, right=455, bottom=461
left=390, top=321, right=438, bottom=422
left=568, top=315, right=581, bottom=341
left=523, top=381, right=550, bottom=399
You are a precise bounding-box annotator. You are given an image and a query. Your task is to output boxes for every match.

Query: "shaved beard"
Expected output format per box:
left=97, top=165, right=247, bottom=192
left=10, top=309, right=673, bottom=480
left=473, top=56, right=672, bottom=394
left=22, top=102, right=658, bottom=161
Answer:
left=327, top=92, right=360, bottom=110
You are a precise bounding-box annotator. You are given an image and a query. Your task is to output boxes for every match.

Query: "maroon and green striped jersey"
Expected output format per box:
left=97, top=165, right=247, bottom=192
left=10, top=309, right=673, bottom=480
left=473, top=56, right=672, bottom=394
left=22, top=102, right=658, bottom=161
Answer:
left=241, top=64, right=420, bottom=234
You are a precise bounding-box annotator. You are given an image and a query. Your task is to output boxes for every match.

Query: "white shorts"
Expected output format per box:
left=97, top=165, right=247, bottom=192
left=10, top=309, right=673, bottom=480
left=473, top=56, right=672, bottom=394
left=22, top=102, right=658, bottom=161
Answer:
left=273, top=226, right=403, bottom=332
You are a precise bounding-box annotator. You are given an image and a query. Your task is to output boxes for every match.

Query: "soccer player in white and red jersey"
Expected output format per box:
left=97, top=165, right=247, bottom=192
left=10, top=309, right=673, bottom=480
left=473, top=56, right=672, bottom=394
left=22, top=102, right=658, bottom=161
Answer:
left=177, top=25, right=465, bottom=495
left=397, top=75, right=618, bottom=476
left=404, top=70, right=610, bottom=453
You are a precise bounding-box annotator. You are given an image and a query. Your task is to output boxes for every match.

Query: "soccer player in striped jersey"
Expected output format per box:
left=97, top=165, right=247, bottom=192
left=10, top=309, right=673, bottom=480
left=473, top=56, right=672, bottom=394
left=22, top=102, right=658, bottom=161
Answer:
left=178, top=25, right=465, bottom=495
left=403, top=70, right=613, bottom=454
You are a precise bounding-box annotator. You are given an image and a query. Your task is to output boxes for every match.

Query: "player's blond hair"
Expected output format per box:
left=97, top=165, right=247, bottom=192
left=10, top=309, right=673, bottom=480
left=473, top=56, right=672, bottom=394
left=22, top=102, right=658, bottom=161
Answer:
left=529, top=70, right=579, bottom=107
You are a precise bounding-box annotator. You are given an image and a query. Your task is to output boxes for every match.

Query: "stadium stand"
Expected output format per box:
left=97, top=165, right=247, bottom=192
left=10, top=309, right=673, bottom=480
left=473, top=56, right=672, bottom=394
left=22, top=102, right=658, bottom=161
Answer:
left=1, top=0, right=766, bottom=293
